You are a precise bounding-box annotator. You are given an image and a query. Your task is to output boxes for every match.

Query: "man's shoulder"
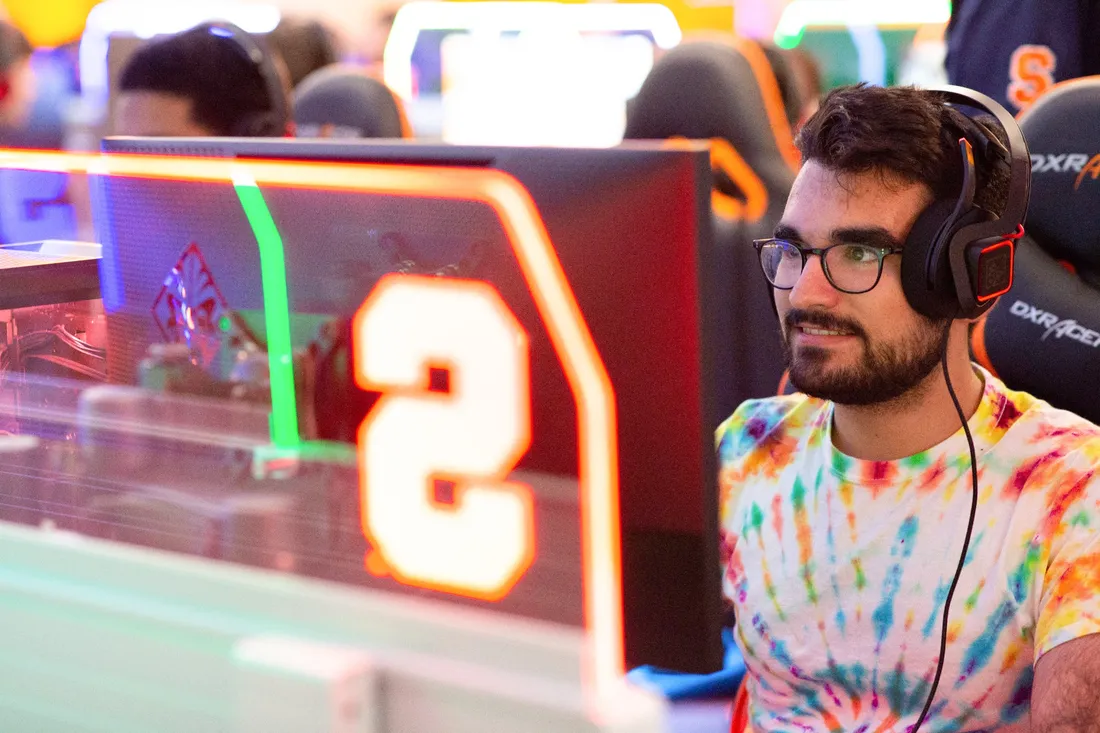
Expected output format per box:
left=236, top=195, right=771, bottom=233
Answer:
left=716, top=393, right=828, bottom=462
left=992, top=376, right=1100, bottom=452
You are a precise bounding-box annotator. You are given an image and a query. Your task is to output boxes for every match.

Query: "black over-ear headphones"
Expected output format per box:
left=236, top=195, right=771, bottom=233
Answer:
left=197, top=21, right=289, bottom=137
left=900, top=86, right=1031, bottom=320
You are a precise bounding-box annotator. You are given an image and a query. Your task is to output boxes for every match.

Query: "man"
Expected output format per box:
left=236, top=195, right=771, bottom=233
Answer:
left=267, top=16, right=339, bottom=90
left=0, top=19, right=35, bottom=132
left=945, top=0, right=1100, bottom=115
left=114, top=22, right=289, bottom=137
left=719, top=84, right=1100, bottom=732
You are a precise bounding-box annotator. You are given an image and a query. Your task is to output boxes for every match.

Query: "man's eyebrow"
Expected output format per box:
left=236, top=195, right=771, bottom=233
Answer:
left=773, top=223, right=800, bottom=240
left=771, top=224, right=902, bottom=249
left=830, top=227, right=904, bottom=249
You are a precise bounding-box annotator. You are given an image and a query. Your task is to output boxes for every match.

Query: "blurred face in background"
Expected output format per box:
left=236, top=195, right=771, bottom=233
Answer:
left=113, top=91, right=216, bottom=137
left=0, top=56, right=36, bottom=128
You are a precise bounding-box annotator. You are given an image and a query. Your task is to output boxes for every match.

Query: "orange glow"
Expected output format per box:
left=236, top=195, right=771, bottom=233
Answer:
left=354, top=275, right=535, bottom=601
left=969, top=315, right=999, bottom=380
left=365, top=550, right=392, bottom=577
left=731, top=37, right=801, bottom=172
left=2, top=0, right=97, bottom=47
left=665, top=137, right=768, bottom=222
left=0, top=148, right=624, bottom=703
left=709, top=137, right=768, bottom=222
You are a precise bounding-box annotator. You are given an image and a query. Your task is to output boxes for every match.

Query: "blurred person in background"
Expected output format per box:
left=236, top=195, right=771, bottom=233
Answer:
left=759, top=43, right=824, bottom=135
left=114, top=22, right=290, bottom=137
left=0, top=20, right=35, bottom=133
left=267, top=17, right=340, bottom=90
left=0, top=19, right=81, bottom=243
left=360, top=4, right=401, bottom=75
left=946, top=0, right=1100, bottom=115
left=759, top=42, right=803, bottom=134
left=782, top=47, right=822, bottom=130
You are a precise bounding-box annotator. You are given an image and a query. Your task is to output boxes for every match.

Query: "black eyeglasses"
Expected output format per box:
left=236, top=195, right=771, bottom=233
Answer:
left=752, top=238, right=904, bottom=295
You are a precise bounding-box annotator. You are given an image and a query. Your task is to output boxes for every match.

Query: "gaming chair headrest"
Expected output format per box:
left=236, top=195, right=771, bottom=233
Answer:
left=624, top=39, right=798, bottom=227
left=1018, top=77, right=1100, bottom=274
left=293, top=65, right=411, bottom=139
left=974, top=77, right=1100, bottom=423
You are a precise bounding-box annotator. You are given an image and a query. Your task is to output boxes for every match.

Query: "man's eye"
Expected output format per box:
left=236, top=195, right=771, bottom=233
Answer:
left=842, top=246, right=876, bottom=263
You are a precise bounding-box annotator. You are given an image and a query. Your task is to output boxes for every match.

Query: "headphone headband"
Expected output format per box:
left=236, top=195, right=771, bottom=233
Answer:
left=197, top=21, right=288, bottom=137
left=900, top=86, right=1031, bottom=319
left=930, top=85, right=1031, bottom=245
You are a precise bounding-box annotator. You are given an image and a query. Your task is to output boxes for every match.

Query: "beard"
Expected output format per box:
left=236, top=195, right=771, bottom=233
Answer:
left=783, top=308, right=950, bottom=405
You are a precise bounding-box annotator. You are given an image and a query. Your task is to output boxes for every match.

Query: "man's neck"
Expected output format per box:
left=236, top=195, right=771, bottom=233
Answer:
left=830, top=357, right=985, bottom=462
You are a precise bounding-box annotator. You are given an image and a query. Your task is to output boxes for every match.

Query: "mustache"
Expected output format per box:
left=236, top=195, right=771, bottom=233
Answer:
left=784, top=309, right=866, bottom=339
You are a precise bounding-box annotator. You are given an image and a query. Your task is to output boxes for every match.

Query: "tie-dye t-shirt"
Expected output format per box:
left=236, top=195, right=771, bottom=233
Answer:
left=717, top=366, right=1100, bottom=733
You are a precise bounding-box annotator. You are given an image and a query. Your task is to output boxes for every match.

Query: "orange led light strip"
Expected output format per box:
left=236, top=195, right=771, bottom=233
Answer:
left=0, top=148, right=624, bottom=701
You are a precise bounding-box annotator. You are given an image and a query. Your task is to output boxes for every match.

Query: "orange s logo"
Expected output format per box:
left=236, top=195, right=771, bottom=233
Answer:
left=354, top=274, right=536, bottom=601
left=1007, top=44, right=1056, bottom=113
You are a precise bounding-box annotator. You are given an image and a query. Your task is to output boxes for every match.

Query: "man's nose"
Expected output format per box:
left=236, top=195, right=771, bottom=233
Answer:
left=788, top=254, right=841, bottom=310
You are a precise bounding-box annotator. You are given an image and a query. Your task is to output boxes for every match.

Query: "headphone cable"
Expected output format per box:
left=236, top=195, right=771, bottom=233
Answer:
left=910, top=334, right=981, bottom=733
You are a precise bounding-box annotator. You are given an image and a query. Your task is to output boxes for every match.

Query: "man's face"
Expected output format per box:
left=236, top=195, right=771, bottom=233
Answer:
left=114, top=91, right=215, bottom=136
left=0, top=58, right=36, bottom=128
left=774, top=161, right=949, bottom=405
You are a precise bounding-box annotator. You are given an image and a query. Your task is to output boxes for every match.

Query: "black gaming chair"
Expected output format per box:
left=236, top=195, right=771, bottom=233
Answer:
left=624, top=38, right=798, bottom=417
left=293, top=65, right=412, bottom=139
left=971, top=77, right=1100, bottom=423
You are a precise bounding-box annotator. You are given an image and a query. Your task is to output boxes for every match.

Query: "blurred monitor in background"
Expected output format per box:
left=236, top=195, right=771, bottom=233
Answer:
left=772, top=0, right=951, bottom=90
left=897, top=23, right=949, bottom=89
left=439, top=30, right=657, bottom=147
left=382, top=2, right=682, bottom=143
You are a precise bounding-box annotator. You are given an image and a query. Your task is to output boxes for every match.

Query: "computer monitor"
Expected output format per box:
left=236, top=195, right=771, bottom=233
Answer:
left=97, top=137, right=731, bottom=673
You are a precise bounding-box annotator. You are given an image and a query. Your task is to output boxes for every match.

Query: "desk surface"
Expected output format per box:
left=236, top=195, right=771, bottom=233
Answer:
left=669, top=701, right=732, bottom=733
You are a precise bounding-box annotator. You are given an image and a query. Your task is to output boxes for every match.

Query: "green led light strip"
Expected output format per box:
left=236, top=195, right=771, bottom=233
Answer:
left=233, top=181, right=300, bottom=448
left=773, top=0, right=950, bottom=47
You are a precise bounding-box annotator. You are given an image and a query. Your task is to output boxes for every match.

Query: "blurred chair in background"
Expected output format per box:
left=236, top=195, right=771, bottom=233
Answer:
left=624, top=38, right=796, bottom=416
left=293, top=65, right=411, bottom=139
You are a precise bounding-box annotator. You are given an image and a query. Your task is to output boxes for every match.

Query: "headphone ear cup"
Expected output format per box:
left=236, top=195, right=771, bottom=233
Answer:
left=956, top=207, right=1002, bottom=319
left=902, top=199, right=958, bottom=319
left=232, top=112, right=284, bottom=137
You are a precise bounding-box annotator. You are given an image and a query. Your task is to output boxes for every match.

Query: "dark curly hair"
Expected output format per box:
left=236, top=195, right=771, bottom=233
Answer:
left=119, top=25, right=277, bottom=136
left=796, top=83, right=1010, bottom=216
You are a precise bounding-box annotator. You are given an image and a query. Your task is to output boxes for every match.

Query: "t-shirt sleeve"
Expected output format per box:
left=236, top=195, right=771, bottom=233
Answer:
left=1034, top=451, right=1100, bottom=660
left=716, top=400, right=766, bottom=525
left=716, top=401, right=762, bottom=612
